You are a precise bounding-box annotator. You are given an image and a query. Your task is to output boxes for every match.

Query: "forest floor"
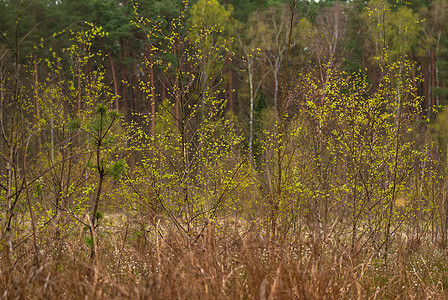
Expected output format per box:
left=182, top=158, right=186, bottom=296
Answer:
left=1, top=213, right=448, bottom=299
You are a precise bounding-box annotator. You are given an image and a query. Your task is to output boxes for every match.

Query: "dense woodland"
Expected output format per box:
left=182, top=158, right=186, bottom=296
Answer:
left=2, top=0, right=448, bottom=298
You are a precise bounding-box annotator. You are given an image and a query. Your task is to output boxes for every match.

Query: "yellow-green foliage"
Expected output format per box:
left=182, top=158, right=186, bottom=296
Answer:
left=272, top=59, right=424, bottom=251
left=361, top=0, right=424, bottom=63
left=123, top=3, right=254, bottom=238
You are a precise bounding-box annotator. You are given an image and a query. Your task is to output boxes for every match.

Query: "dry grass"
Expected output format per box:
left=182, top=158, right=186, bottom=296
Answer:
left=1, top=214, right=448, bottom=299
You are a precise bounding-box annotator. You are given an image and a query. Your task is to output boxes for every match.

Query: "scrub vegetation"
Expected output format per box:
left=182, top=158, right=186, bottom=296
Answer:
left=1, top=0, right=448, bottom=298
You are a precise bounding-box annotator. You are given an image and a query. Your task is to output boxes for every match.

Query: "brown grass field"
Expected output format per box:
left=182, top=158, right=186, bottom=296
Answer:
left=1, top=212, right=448, bottom=299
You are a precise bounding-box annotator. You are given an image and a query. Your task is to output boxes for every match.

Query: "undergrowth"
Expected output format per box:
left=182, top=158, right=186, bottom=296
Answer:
left=1, top=214, right=447, bottom=299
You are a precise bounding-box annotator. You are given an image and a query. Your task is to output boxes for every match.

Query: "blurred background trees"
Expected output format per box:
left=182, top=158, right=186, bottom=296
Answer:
left=3, top=0, right=448, bottom=297
left=2, top=0, right=446, bottom=124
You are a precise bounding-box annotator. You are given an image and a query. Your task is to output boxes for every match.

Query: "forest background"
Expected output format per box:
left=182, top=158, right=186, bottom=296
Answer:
left=2, top=0, right=448, bottom=298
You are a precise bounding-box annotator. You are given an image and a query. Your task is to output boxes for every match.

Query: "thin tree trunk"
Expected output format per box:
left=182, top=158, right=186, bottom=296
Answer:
left=445, top=146, right=448, bottom=248
left=24, top=138, right=40, bottom=268
left=435, top=51, right=440, bottom=107
left=261, top=53, right=266, bottom=95
left=4, top=17, right=22, bottom=280
left=91, top=131, right=105, bottom=261
left=130, top=51, right=137, bottom=112
left=106, top=49, right=119, bottom=111
left=274, top=2, right=295, bottom=240
left=0, top=67, right=4, bottom=149
left=120, top=39, right=128, bottom=119
left=149, top=47, right=156, bottom=134
left=423, top=62, right=431, bottom=117
left=431, top=48, right=436, bottom=108
left=273, top=59, right=279, bottom=110
left=249, top=62, right=254, bottom=158
left=77, top=62, right=81, bottom=115
left=5, top=143, right=15, bottom=277
left=33, top=55, right=41, bottom=152
left=227, top=51, right=233, bottom=112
